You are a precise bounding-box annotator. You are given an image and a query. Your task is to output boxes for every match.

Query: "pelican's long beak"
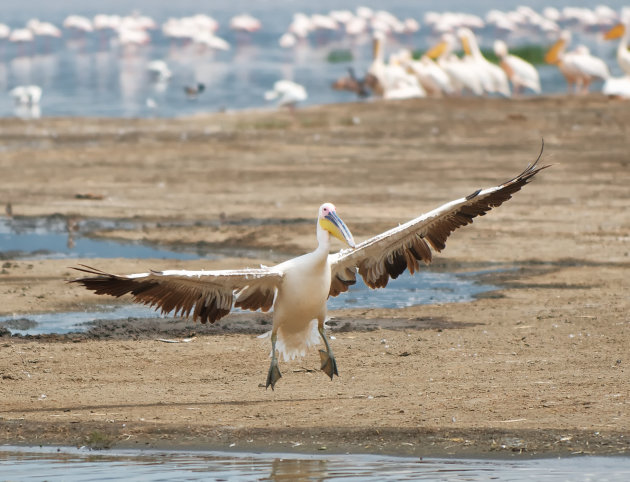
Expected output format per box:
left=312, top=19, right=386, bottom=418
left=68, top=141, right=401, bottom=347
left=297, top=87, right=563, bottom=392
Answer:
left=545, top=39, right=565, bottom=64
left=460, top=35, right=471, bottom=56
left=605, top=23, right=625, bottom=40
left=426, top=41, right=447, bottom=59
left=320, top=211, right=356, bottom=248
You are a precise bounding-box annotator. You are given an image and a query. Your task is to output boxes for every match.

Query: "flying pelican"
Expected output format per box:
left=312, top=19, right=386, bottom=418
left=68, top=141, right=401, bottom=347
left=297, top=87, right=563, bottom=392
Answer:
left=493, top=40, right=541, bottom=95
left=71, top=149, right=548, bottom=389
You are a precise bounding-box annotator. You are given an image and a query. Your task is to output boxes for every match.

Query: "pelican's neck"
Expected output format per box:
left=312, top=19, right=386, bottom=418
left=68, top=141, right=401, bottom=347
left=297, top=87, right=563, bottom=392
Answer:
left=315, top=222, right=332, bottom=257
left=460, top=30, right=482, bottom=59
left=373, top=36, right=383, bottom=62
left=468, top=35, right=483, bottom=59
left=619, top=25, right=629, bottom=56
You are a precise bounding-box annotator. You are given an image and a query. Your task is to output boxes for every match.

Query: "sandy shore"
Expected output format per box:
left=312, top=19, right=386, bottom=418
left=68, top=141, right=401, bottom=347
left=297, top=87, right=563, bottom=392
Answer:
left=0, top=96, right=628, bottom=456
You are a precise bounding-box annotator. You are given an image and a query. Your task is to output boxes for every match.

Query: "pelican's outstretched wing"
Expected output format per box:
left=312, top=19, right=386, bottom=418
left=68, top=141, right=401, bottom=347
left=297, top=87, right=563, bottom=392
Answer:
left=329, top=149, right=549, bottom=297
left=70, top=265, right=284, bottom=324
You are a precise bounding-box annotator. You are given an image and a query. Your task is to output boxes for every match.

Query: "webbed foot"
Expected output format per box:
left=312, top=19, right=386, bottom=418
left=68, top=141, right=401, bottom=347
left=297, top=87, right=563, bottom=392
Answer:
left=266, top=360, right=282, bottom=390
left=319, top=349, right=339, bottom=380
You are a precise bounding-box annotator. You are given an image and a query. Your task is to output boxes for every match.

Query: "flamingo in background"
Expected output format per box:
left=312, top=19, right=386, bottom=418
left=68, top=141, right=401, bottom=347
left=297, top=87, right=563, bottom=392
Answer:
left=9, top=29, right=35, bottom=57
left=230, top=14, right=262, bottom=33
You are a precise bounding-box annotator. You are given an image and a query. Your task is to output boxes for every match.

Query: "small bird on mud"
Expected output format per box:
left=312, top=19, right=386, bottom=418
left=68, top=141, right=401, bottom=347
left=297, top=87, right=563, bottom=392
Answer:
left=184, top=83, right=205, bottom=99
left=71, top=145, right=548, bottom=390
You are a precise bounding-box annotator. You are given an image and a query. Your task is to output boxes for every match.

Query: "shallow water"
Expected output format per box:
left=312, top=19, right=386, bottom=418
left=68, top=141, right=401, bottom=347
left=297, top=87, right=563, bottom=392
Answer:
left=0, top=215, right=277, bottom=260
left=1, top=211, right=501, bottom=335
left=0, top=269, right=498, bottom=335
left=0, top=0, right=625, bottom=119
left=1, top=446, right=629, bottom=481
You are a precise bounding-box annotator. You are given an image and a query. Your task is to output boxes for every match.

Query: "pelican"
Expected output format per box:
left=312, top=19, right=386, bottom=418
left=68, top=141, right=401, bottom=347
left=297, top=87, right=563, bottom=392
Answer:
left=493, top=40, right=541, bottom=95
left=602, top=76, right=630, bottom=98
left=399, top=51, right=455, bottom=97
left=545, top=30, right=610, bottom=94
left=601, top=21, right=630, bottom=99
left=426, top=34, right=484, bottom=96
left=71, top=149, right=548, bottom=389
left=604, top=20, right=630, bottom=76
left=10, top=85, right=42, bottom=106
left=368, top=34, right=425, bottom=99
left=264, top=80, right=308, bottom=109
left=458, top=28, right=511, bottom=97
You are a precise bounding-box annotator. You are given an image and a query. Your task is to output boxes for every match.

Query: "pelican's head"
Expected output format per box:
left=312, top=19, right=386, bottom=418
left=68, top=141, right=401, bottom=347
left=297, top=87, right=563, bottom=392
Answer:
left=545, top=30, right=570, bottom=65
left=426, top=34, right=454, bottom=60
left=318, top=203, right=355, bottom=248
left=604, top=23, right=625, bottom=40
left=493, top=39, right=508, bottom=59
left=457, top=28, right=474, bottom=56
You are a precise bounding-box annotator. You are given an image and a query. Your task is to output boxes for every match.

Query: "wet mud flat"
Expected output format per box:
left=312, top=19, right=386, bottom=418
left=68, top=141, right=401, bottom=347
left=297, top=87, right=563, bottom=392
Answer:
left=0, top=96, right=629, bottom=456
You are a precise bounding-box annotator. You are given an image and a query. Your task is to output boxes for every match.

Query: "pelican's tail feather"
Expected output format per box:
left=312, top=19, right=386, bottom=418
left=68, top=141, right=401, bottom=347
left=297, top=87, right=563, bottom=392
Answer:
left=273, top=319, right=321, bottom=362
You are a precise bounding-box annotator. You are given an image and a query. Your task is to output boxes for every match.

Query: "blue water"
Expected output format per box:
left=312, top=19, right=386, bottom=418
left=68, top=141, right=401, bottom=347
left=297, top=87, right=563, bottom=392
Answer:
left=1, top=213, right=500, bottom=335
left=1, top=446, right=629, bottom=481
left=0, top=216, right=271, bottom=260
left=0, top=0, right=627, bottom=119
left=0, top=269, right=497, bottom=335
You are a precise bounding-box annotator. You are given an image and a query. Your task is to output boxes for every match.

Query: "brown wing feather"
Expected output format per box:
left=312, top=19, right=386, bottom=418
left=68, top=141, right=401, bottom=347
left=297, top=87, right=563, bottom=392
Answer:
left=70, top=265, right=282, bottom=324
left=330, top=143, right=549, bottom=294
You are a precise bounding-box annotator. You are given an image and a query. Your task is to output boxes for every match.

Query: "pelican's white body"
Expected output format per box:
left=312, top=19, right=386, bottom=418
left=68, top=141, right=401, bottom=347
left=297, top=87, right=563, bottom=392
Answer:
left=271, top=245, right=331, bottom=360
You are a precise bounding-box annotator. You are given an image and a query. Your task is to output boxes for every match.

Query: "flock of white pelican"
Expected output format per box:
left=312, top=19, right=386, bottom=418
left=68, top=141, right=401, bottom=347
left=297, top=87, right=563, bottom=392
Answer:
left=3, top=5, right=630, bottom=116
left=72, top=150, right=549, bottom=389
left=332, top=18, right=630, bottom=100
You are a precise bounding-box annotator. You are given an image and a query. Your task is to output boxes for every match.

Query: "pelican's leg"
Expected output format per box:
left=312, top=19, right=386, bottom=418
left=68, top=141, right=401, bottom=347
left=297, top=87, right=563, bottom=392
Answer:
left=265, top=331, right=282, bottom=390
left=318, top=319, right=339, bottom=380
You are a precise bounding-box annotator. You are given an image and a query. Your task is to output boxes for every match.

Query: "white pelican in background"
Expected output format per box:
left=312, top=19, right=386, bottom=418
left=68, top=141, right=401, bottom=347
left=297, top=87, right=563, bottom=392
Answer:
left=10, top=85, right=42, bottom=119
left=264, top=80, right=307, bottom=109
left=458, top=28, right=511, bottom=97
left=71, top=150, right=548, bottom=389
left=493, top=40, right=541, bottom=94
left=604, top=20, right=630, bottom=76
left=397, top=50, right=454, bottom=97
left=426, top=34, right=484, bottom=96
left=602, top=20, right=630, bottom=98
left=545, top=30, right=609, bottom=94
left=368, top=34, right=425, bottom=99
left=10, top=85, right=42, bottom=105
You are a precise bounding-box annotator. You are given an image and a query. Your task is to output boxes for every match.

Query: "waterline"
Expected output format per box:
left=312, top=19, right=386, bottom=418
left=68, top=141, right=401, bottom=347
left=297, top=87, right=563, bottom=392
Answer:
left=1, top=446, right=629, bottom=481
